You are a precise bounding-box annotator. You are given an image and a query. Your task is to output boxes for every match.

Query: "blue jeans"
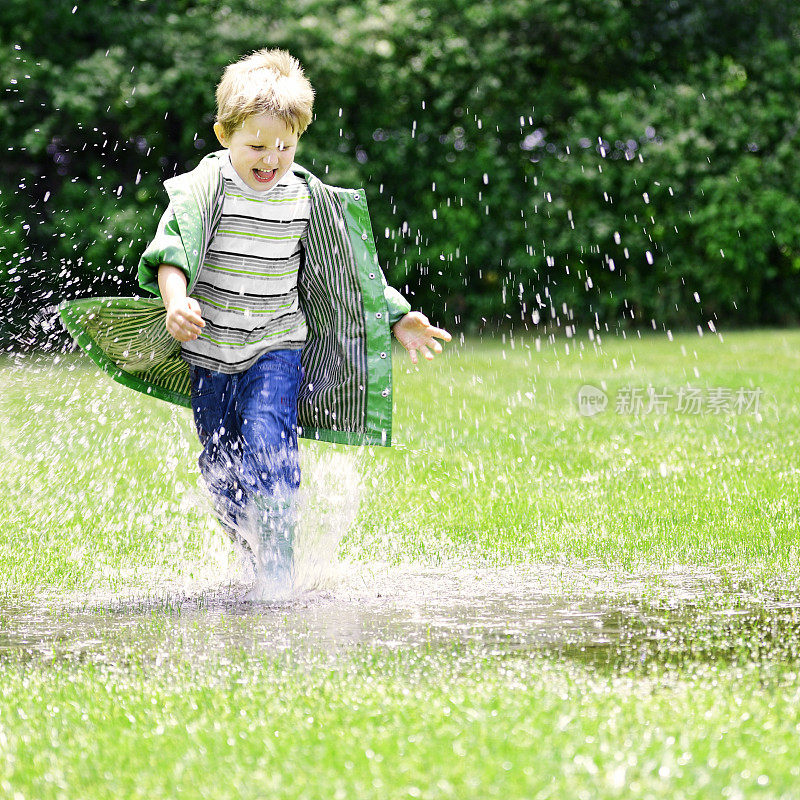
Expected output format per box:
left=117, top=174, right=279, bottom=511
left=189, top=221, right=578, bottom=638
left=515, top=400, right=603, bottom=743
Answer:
left=188, top=349, right=302, bottom=534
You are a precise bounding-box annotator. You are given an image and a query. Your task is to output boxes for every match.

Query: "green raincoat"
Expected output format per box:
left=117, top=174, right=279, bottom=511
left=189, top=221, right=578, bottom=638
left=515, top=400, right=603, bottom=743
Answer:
left=59, top=152, right=410, bottom=447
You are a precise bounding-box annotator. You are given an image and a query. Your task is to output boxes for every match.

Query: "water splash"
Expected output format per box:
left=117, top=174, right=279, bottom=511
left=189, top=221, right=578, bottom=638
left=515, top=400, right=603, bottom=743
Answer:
left=210, top=446, right=367, bottom=602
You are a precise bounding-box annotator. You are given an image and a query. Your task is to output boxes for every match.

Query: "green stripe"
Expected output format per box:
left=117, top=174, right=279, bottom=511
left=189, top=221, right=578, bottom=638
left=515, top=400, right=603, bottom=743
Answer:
left=217, top=229, right=301, bottom=242
left=203, top=262, right=298, bottom=278
left=193, top=294, right=292, bottom=314
left=201, top=323, right=304, bottom=348
left=225, top=191, right=312, bottom=204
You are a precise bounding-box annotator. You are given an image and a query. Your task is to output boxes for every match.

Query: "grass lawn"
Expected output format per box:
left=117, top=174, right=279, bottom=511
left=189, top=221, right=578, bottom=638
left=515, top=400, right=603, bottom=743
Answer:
left=1, top=328, right=799, bottom=799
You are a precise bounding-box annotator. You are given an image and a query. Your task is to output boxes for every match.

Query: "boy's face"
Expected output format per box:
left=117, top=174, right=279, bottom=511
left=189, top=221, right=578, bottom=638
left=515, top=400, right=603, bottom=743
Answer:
left=214, top=113, right=299, bottom=191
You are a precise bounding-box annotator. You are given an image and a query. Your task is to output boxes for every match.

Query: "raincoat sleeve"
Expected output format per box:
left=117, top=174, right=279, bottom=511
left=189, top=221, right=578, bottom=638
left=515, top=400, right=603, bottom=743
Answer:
left=137, top=204, right=191, bottom=298
left=384, top=284, right=411, bottom=328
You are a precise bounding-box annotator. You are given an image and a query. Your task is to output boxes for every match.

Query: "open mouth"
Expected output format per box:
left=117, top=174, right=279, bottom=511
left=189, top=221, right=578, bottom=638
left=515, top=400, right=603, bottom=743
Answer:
left=253, top=168, right=277, bottom=184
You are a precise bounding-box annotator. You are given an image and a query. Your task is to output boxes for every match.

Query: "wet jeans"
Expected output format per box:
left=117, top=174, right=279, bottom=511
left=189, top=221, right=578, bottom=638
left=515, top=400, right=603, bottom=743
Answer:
left=188, top=349, right=302, bottom=536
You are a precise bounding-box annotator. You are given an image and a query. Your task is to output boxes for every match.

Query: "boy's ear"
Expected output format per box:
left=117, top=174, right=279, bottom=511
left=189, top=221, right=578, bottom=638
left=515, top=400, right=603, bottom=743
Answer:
left=213, top=122, right=228, bottom=148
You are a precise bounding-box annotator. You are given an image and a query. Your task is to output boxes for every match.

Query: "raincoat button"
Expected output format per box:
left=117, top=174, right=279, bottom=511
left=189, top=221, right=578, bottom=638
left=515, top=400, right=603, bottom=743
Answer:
left=361, top=232, right=368, bottom=240
left=380, top=352, right=387, bottom=359
left=369, top=272, right=375, bottom=279
left=353, top=192, right=360, bottom=200
left=376, top=312, right=382, bottom=319
left=381, top=388, right=390, bottom=397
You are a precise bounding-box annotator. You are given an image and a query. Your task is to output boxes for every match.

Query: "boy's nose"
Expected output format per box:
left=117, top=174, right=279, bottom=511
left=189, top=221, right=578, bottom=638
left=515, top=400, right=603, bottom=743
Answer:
left=261, top=151, right=279, bottom=167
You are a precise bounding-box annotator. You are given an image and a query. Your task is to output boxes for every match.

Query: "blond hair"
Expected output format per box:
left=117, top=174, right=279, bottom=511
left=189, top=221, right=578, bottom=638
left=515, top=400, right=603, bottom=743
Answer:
left=215, top=49, right=314, bottom=138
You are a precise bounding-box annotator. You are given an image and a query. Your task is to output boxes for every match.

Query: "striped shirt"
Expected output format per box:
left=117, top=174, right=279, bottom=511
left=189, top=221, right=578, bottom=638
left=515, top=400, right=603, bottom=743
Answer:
left=181, top=152, right=311, bottom=373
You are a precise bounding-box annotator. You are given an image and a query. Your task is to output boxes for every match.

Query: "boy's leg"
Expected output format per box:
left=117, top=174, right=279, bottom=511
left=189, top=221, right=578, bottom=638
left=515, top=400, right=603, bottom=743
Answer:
left=235, top=349, right=302, bottom=580
left=188, top=365, right=251, bottom=544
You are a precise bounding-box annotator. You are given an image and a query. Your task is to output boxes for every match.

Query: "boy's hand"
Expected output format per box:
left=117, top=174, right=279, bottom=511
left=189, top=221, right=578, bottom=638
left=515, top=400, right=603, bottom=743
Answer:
left=392, top=311, right=451, bottom=364
left=165, top=296, right=205, bottom=342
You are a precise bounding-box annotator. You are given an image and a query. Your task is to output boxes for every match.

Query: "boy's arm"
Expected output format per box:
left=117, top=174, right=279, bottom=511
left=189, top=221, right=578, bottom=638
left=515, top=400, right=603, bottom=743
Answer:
left=158, top=265, right=205, bottom=342
left=138, top=205, right=192, bottom=298
left=384, top=284, right=411, bottom=327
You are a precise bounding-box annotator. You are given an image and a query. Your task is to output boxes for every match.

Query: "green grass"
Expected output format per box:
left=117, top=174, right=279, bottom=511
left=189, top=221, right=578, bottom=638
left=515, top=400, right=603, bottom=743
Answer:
left=0, top=354, right=213, bottom=591
left=2, top=329, right=800, bottom=798
left=2, top=328, right=800, bottom=587
left=2, top=651, right=799, bottom=799
left=355, top=328, right=800, bottom=571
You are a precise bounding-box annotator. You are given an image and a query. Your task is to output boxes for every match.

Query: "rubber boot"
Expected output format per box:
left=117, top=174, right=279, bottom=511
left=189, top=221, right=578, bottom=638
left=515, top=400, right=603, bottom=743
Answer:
left=222, top=523, right=257, bottom=579
left=209, top=496, right=257, bottom=578
left=251, top=495, right=296, bottom=596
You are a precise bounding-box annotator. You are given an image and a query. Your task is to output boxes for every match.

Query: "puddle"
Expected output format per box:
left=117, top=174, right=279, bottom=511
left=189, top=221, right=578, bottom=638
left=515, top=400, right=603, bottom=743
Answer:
left=3, top=564, right=800, bottom=668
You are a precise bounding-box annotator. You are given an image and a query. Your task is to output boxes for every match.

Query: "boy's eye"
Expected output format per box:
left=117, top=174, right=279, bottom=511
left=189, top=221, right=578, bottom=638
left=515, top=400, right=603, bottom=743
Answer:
left=250, top=144, right=290, bottom=151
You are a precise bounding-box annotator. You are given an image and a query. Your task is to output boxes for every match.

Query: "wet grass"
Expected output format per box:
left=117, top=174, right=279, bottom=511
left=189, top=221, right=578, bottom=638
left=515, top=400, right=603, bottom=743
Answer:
left=2, top=328, right=800, bottom=587
left=1, top=650, right=799, bottom=799
left=0, top=353, right=212, bottom=591
left=1, top=328, right=800, bottom=798
left=361, top=327, right=800, bottom=572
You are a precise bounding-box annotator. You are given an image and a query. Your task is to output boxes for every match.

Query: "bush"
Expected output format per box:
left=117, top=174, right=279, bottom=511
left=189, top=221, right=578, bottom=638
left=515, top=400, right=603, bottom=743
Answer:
left=2, top=0, right=799, bottom=344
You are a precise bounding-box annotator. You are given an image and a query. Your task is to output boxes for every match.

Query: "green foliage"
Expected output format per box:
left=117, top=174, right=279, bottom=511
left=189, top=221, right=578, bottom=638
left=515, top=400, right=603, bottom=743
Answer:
left=2, top=0, right=800, bottom=342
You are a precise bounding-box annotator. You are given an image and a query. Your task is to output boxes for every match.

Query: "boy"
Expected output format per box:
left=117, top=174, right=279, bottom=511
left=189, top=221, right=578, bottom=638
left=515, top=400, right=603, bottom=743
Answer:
left=62, top=49, right=449, bottom=593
